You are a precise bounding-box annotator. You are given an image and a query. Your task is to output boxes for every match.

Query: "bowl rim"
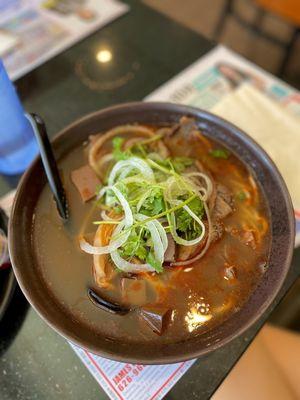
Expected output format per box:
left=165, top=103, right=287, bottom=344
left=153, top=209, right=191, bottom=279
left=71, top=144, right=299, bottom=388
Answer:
left=8, top=101, right=295, bottom=364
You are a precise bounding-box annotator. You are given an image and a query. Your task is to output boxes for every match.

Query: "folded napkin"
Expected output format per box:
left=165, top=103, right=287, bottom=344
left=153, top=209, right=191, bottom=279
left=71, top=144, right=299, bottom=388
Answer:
left=212, top=83, right=300, bottom=211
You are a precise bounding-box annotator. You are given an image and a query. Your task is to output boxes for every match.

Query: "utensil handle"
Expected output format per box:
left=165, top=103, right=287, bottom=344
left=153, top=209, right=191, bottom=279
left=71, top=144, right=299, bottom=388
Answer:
left=26, top=113, right=68, bottom=220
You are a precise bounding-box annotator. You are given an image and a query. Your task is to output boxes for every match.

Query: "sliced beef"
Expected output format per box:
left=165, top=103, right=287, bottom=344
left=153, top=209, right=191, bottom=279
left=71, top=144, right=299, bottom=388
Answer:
left=212, top=184, right=233, bottom=220
left=177, top=116, right=197, bottom=138
left=71, top=165, right=100, bottom=202
left=139, top=306, right=171, bottom=335
left=177, top=243, right=200, bottom=261
left=164, top=234, right=176, bottom=262
left=156, top=140, right=170, bottom=159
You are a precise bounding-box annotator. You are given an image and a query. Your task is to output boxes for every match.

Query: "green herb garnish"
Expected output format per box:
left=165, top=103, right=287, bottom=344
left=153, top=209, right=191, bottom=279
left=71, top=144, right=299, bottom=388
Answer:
left=119, top=229, right=147, bottom=261
left=146, top=252, right=163, bottom=273
left=209, top=148, right=230, bottom=159
left=140, top=187, right=165, bottom=217
left=175, top=197, right=204, bottom=240
left=112, top=137, right=131, bottom=161
left=237, top=191, right=247, bottom=201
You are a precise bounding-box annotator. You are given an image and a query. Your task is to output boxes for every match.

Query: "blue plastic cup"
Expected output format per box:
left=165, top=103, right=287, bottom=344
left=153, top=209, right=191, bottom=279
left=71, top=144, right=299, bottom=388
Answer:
left=0, top=60, right=38, bottom=175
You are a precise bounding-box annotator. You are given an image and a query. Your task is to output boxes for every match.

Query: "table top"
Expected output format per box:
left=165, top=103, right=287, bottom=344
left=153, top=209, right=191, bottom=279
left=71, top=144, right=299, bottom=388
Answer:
left=0, top=1, right=299, bottom=399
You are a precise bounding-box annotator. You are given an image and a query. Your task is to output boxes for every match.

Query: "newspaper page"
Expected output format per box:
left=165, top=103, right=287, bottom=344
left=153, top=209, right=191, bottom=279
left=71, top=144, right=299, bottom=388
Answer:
left=0, top=0, right=129, bottom=80
left=146, top=45, right=300, bottom=247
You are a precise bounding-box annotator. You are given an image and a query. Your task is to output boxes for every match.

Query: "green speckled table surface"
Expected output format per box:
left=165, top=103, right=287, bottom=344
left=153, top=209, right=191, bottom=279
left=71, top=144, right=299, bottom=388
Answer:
left=0, top=1, right=299, bottom=399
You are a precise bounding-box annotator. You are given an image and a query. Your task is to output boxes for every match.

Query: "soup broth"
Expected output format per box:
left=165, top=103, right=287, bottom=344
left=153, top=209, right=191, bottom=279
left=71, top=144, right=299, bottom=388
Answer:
left=32, top=119, right=270, bottom=344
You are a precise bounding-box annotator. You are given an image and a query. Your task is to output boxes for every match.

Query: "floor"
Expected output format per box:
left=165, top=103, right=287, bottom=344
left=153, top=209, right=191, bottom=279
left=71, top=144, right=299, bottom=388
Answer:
left=144, top=0, right=300, bottom=89
left=144, top=0, right=300, bottom=331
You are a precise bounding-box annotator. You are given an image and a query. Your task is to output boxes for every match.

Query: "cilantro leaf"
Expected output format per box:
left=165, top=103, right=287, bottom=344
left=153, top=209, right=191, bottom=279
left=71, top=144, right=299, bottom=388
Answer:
left=209, top=148, right=230, bottom=159
left=237, top=191, right=246, bottom=201
left=119, top=230, right=147, bottom=260
left=171, top=157, right=194, bottom=173
left=146, top=252, right=163, bottom=273
left=175, top=197, right=204, bottom=240
left=140, top=187, right=165, bottom=217
left=112, top=137, right=131, bottom=161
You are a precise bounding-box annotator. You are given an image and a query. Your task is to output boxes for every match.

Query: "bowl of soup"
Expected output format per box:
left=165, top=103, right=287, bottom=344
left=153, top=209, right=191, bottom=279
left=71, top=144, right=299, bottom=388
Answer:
left=9, top=102, right=294, bottom=363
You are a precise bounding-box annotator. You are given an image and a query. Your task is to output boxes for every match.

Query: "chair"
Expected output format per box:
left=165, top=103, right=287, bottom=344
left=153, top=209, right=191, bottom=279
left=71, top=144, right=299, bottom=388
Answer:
left=214, top=0, right=300, bottom=77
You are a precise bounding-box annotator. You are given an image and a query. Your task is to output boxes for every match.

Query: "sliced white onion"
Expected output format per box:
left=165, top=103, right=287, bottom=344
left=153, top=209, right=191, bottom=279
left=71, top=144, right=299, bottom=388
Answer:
left=98, top=186, right=133, bottom=226
left=135, top=214, right=164, bottom=264
left=184, top=172, right=213, bottom=199
left=100, top=210, right=111, bottom=221
left=110, top=213, right=166, bottom=273
left=110, top=220, right=155, bottom=272
left=152, top=219, right=168, bottom=252
left=136, top=188, right=152, bottom=212
left=80, top=186, right=134, bottom=255
left=108, top=157, right=154, bottom=186
left=164, top=177, right=189, bottom=204
left=169, top=204, right=205, bottom=246
left=119, top=166, right=135, bottom=180
left=171, top=201, right=212, bottom=266
left=79, top=224, right=130, bottom=255
left=110, top=250, right=155, bottom=272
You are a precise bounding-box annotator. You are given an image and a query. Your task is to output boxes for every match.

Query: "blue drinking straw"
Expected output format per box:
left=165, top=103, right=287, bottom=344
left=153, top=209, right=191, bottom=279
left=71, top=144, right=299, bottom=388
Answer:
left=0, top=60, right=38, bottom=175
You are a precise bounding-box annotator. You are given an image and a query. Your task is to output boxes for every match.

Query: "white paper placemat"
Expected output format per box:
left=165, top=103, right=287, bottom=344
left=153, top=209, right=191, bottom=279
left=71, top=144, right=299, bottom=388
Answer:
left=71, top=344, right=195, bottom=400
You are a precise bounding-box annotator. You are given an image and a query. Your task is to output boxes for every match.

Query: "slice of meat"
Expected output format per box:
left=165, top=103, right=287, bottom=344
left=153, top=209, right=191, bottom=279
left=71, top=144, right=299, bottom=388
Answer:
left=156, top=125, right=180, bottom=138
left=156, top=140, right=170, bottom=159
left=226, top=227, right=256, bottom=250
left=177, top=243, right=200, bottom=261
left=121, top=277, right=147, bottom=306
left=212, top=184, right=233, bottom=220
left=139, top=306, right=171, bottom=335
left=217, top=184, right=232, bottom=205
left=177, top=117, right=197, bottom=138
left=164, top=234, right=176, bottom=262
left=71, top=165, right=100, bottom=202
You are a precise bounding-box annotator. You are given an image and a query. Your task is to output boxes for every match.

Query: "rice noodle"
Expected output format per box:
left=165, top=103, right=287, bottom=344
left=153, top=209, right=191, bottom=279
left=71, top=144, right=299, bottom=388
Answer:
left=97, top=153, right=113, bottom=173
left=89, top=125, right=154, bottom=174
left=111, top=250, right=155, bottom=273
left=98, top=186, right=133, bottom=226
left=183, top=172, right=213, bottom=201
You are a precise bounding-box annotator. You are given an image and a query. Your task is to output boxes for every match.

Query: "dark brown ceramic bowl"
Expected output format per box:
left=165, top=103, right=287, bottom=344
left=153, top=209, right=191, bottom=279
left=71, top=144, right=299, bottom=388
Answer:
left=9, top=102, right=295, bottom=364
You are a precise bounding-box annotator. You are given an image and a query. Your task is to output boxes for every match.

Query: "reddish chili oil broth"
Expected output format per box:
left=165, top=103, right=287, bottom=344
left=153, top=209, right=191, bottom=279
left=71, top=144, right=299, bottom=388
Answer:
left=32, top=127, right=270, bottom=343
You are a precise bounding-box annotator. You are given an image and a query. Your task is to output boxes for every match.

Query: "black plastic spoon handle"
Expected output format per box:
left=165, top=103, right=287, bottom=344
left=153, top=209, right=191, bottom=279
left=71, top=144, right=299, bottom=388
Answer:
left=27, top=113, right=68, bottom=220
left=88, top=288, right=130, bottom=315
